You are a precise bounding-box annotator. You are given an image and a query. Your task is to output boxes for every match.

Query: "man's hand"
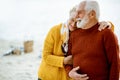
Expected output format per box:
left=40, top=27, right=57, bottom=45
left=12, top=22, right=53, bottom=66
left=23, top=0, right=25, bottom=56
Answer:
left=64, top=55, right=73, bottom=65
left=69, top=66, right=89, bottom=80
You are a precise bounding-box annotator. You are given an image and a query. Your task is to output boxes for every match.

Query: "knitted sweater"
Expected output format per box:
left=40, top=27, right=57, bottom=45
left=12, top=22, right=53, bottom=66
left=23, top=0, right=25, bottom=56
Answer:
left=66, top=23, right=119, bottom=80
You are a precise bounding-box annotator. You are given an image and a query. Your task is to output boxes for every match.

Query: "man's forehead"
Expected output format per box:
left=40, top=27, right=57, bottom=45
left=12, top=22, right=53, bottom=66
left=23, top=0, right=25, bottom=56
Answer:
left=76, top=2, right=86, bottom=11
left=76, top=7, right=84, bottom=12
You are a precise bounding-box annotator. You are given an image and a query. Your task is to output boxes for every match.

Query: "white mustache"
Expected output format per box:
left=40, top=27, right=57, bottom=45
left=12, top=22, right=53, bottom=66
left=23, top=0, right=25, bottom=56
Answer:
left=76, top=18, right=82, bottom=28
left=76, top=18, right=82, bottom=22
left=76, top=20, right=81, bottom=28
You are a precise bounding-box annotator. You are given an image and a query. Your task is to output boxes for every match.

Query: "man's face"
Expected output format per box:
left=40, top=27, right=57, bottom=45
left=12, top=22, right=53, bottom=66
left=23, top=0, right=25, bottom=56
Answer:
left=76, top=2, right=86, bottom=20
left=76, top=13, right=89, bottom=29
left=75, top=2, right=90, bottom=28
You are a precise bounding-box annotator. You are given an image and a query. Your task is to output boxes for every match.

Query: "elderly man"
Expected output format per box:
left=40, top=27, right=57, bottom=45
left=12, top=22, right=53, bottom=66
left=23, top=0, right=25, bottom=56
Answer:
left=65, top=0, right=119, bottom=80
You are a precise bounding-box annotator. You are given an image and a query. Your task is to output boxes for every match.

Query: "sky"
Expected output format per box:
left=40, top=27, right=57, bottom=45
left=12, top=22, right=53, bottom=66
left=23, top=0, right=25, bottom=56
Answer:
left=0, top=0, right=120, bottom=43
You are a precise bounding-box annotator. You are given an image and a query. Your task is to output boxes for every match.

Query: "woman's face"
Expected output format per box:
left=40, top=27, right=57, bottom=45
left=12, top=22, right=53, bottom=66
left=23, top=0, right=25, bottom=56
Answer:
left=68, top=7, right=78, bottom=31
left=68, top=18, right=77, bottom=31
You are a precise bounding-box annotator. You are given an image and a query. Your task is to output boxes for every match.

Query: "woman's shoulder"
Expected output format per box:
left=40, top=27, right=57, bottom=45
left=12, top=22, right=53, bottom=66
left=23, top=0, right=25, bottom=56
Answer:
left=46, top=23, right=63, bottom=38
left=50, top=23, right=63, bottom=32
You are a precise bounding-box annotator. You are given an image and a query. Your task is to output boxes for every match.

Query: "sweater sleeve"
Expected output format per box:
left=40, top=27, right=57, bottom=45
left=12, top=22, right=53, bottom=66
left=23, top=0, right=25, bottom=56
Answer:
left=103, top=29, right=119, bottom=80
left=42, top=26, right=64, bottom=68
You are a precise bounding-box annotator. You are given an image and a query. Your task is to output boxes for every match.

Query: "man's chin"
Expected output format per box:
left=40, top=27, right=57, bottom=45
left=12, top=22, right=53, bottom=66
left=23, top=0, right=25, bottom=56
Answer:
left=77, top=23, right=83, bottom=28
left=77, top=20, right=88, bottom=29
left=76, top=21, right=84, bottom=28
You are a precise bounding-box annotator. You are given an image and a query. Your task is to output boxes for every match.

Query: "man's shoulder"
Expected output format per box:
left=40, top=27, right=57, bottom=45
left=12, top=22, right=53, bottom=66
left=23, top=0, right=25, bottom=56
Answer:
left=101, top=28, right=114, bottom=35
left=100, top=28, right=116, bottom=39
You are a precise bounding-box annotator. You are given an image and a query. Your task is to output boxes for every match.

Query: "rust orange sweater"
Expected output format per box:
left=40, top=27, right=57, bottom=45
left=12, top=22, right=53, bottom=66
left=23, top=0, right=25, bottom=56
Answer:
left=66, top=23, right=119, bottom=80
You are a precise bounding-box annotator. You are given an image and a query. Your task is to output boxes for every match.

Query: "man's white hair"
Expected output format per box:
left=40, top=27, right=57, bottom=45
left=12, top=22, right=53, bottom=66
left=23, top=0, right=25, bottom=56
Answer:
left=85, top=0, right=100, bottom=19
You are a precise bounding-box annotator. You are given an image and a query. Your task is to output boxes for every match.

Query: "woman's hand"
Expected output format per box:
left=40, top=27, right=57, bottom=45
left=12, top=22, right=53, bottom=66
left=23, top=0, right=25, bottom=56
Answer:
left=98, top=21, right=111, bottom=31
left=64, top=55, right=73, bottom=65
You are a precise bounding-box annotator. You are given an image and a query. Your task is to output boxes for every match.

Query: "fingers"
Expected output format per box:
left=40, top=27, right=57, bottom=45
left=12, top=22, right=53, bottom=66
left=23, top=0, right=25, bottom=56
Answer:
left=64, top=55, right=73, bottom=64
left=79, top=74, right=87, bottom=78
left=69, top=66, right=80, bottom=78
left=67, top=55, right=72, bottom=58
left=98, top=21, right=111, bottom=31
left=72, top=66, right=80, bottom=71
left=84, top=76, right=89, bottom=80
left=107, top=22, right=111, bottom=29
left=75, top=74, right=88, bottom=78
left=75, top=74, right=89, bottom=80
left=69, top=67, right=89, bottom=80
left=98, top=25, right=106, bottom=31
left=75, top=76, right=89, bottom=80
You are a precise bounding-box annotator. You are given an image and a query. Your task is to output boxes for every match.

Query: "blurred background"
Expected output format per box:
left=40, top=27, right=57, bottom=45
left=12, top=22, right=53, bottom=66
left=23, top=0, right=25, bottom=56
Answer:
left=0, top=0, right=120, bottom=80
left=0, top=0, right=120, bottom=43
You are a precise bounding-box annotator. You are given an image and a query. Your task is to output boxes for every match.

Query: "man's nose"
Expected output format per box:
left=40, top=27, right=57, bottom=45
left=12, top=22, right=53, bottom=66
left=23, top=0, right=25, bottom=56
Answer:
left=75, top=12, right=79, bottom=18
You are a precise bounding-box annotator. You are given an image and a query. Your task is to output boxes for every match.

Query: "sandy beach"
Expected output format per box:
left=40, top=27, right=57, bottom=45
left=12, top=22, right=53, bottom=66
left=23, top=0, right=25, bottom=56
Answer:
left=0, top=39, right=120, bottom=80
left=0, top=39, right=42, bottom=80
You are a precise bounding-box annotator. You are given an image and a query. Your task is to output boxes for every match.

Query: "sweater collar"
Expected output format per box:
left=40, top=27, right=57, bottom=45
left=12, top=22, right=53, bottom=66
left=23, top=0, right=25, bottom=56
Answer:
left=79, top=22, right=99, bottom=33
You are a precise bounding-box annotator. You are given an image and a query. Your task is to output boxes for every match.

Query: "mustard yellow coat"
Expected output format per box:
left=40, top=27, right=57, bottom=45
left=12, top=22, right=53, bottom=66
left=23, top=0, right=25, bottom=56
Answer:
left=38, top=23, right=72, bottom=80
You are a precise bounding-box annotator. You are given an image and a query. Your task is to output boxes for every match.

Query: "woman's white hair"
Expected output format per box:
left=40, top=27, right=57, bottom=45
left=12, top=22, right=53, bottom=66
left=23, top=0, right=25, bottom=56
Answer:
left=69, top=5, right=77, bottom=19
left=85, top=0, right=100, bottom=19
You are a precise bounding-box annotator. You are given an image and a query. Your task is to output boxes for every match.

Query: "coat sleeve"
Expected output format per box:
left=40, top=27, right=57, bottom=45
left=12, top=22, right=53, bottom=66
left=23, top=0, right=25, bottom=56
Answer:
left=103, top=29, right=119, bottom=80
left=42, top=26, right=64, bottom=68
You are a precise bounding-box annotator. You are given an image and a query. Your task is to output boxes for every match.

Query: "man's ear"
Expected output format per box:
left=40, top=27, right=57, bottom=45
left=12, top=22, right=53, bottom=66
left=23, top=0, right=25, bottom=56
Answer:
left=89, top=10, right=96, bottom=18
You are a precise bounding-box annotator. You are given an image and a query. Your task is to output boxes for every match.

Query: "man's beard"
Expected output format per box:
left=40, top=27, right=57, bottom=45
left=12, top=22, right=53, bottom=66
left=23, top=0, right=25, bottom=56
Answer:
left=76, top=14, right=89, bottom=29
